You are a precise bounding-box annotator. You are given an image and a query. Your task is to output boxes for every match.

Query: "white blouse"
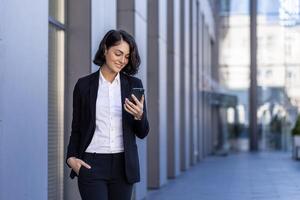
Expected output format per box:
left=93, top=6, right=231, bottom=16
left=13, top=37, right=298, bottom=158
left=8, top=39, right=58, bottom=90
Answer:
left=85, top=70, right=124, bottom=153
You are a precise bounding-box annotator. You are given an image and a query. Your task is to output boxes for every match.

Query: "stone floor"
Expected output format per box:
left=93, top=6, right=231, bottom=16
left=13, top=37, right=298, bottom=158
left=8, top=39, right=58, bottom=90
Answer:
left=146, top=151, right=300, bottom=200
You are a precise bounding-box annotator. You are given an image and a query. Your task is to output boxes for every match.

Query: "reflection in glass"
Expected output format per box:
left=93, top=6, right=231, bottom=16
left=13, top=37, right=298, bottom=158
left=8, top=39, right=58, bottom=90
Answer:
left=219, top=0, right=250, bottom=151
left=257, top=0, right=300, bottom=151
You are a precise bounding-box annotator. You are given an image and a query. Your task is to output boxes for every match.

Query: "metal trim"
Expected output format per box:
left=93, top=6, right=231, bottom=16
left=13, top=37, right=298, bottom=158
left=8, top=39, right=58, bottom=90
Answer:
left=49, top=16, right=66, bottom=30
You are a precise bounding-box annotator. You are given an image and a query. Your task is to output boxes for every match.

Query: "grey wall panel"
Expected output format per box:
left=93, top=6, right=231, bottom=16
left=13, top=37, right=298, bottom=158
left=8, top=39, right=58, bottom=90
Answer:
left=200, top=14, right=206, bottom=158
left=190, top=0, right=198, bottom=165
left=208, top=39, right=213, bottom=154
left=183, top=0, right=191, bottom=170
left=198, top=4, right=204, bottom=161
left=196, top=0, right=200, bottom=162
left=167, top=0, right=175, bottom=178
left=173, top=0, right=181, bottom=177
left=204, top=26, right=210, bottom=156
left=147, top=0, right=168, bottom=188
left=179, top=0, right=186, bottom=171
left=117, top=0, right=134, bottom=35
left=167, top=0, right=181, bottom=178
left=203, top=26, right=207, bottom=157
left=65, top=0, right=92, bottom=199
left=0, top=0, right=48, bottom=199
left=158, top=0, right=168, bottom=186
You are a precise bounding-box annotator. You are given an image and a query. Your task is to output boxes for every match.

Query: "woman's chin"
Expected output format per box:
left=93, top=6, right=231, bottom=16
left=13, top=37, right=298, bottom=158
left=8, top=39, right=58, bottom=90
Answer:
left=114, top=66, right=123, bottom=73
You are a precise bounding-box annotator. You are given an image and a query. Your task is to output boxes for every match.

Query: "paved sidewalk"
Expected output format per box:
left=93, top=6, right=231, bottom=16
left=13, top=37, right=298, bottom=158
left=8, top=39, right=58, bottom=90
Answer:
left=146, top=152, right=300, bottom=200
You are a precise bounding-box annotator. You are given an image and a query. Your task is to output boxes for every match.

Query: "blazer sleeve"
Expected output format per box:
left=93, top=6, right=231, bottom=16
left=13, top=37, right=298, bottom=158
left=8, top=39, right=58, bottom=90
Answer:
left=132, top=79, right=150, bottom=139
left=66, top=81, right=81, bottom=167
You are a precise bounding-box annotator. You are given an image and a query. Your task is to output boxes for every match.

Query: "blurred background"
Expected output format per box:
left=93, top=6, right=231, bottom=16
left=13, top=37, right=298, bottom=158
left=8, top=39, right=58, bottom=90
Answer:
left=1, top=0, right=300, bottom=199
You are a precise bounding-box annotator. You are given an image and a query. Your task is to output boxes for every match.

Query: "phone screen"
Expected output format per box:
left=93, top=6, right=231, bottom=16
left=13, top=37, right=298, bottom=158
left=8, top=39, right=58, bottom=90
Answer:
left=130, top=88, right=144, bottom=103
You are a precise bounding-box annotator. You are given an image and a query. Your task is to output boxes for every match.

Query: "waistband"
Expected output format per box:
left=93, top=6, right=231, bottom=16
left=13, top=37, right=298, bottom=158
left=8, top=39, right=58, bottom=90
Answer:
left=83, top=152, right=125, bottom=159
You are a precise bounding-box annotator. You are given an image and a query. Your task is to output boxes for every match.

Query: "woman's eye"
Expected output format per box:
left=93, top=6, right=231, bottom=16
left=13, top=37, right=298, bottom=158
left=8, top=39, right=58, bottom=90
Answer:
left=115, top=53, right=122, bottom=56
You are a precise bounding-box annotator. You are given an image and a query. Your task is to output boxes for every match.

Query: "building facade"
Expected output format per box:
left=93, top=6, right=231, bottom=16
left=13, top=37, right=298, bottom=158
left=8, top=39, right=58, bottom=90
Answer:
left=0, top=0, right=220, bottom=199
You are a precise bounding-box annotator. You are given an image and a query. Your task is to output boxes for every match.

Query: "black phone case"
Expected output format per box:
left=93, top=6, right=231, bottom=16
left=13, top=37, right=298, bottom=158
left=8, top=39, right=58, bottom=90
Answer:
left=130, top=88, right=144, bottom=102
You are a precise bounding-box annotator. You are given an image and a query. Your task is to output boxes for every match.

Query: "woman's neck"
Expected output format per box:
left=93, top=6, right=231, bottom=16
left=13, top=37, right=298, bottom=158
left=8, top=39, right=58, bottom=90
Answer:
left=100, top=65, right=118, bottom=83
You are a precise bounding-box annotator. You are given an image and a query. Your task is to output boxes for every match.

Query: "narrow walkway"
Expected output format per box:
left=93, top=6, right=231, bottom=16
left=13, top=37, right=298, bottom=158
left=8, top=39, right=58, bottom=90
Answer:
left=146, top=152, right=300, bottom=200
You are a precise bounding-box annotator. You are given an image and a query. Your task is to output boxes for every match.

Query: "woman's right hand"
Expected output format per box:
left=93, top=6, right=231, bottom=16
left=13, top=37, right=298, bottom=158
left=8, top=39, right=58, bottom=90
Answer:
left=67, top=157, right=91, bottom=175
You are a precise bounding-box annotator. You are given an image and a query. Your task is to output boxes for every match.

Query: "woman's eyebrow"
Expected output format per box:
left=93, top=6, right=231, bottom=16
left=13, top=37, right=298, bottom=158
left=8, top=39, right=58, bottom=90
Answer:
left=115, top=49, right=130, bottom=55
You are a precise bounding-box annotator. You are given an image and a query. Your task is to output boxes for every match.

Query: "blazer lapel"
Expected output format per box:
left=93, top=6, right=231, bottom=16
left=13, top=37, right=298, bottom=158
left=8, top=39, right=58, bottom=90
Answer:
left=89, top=70, right=99, bottom=122
left=121, top=72, right=132, bottom=117
left=120, top=73, right=132, bottom=146
left=120, top=73, right=130, bottom=110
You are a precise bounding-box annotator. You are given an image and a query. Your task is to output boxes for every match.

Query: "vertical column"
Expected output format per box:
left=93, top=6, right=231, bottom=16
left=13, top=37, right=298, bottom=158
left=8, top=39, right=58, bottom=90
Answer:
left=174, top=0, right=181, bottom=176
left=167, top=0, right=181, bottom=178
left=65, top=0, right=92, bottom=199
left=117, top=0, right=149, bottom=198
left=205, top=26, right=211, bottom=155
left=180, top=0, right=191, bottom=171
left=188, top=0, right=193, bottom=165
left=201, top=14, right=206, bottom=158
left=249, top=0, right=258, bottom=151
left=190, top=0, right=198, bottom=165
left=203, top=24, right=208, bottom=157
left=147, top=0, right=168, bottom=188
left=208, top=39, right=213, bottom=154
left=197, top=2, right=204, bottom=161
left=195, top=0, right=200, bottom=161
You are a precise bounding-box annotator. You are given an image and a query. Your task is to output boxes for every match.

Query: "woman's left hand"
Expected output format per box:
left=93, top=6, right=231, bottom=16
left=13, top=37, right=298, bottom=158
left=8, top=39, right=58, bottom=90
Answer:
left=124, top=94, right=144, bottom=120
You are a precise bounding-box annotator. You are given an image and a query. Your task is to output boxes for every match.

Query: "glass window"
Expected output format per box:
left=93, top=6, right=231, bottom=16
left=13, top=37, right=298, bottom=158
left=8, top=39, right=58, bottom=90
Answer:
left=257, top=0, right=300, bottom=151
left=218, top=0, right=250, bottom=149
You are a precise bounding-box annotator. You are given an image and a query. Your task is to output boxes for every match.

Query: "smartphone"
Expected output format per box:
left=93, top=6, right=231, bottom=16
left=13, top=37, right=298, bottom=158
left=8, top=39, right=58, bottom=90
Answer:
left=129, top=88, right=144, bottom=103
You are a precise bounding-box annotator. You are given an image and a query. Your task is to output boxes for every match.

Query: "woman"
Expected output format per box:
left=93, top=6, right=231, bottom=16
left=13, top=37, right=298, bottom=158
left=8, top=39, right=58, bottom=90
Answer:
left=66, top=29, right=149, bottom=200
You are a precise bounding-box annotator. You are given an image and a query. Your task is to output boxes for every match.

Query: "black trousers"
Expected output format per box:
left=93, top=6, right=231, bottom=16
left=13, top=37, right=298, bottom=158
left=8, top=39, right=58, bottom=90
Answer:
left=77, top=152, right=133, bottom=200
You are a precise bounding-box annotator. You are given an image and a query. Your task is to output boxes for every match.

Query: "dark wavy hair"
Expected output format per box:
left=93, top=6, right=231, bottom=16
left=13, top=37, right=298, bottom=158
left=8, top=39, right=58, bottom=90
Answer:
left=93, top=29, right=141, bottom=75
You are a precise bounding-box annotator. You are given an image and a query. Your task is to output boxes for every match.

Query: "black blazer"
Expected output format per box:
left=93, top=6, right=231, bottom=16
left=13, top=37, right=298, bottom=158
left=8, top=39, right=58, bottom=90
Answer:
left=66, top=70, right=149, bottom=183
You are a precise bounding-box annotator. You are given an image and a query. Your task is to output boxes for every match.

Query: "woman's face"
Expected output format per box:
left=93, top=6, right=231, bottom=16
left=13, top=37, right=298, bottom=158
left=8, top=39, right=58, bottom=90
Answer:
left=104, top=40, right=130, bottom=74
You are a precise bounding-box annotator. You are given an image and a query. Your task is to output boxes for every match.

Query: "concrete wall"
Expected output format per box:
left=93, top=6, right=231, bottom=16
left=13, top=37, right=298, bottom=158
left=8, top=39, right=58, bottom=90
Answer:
left=197, top=3, right=204, bottom=161
left=147, top=0, right=168, bottom=189
left=0, top=0, right=48, bottom=199
left=64, top=0, right=91, bottom=199
left=181, top=0, right=191, bottom=171
left=167, top=0, right=181, bottom=178
left=190, top=0, right=198, bottom=165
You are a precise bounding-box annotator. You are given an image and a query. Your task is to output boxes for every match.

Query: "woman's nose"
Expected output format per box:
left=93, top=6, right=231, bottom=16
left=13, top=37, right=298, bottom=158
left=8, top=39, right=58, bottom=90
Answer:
left=120, top=56, right=126, bottom=64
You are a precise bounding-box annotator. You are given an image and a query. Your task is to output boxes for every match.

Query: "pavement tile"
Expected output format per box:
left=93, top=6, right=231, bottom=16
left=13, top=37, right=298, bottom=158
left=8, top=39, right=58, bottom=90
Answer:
left=146, top=152, right=300, bottom=200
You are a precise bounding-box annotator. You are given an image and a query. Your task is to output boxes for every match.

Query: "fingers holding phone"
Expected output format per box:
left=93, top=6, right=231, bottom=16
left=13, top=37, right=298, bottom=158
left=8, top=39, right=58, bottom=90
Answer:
left=131, top=93, right=144, bottom=107
left=124, top=88, right=145, bottom=120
